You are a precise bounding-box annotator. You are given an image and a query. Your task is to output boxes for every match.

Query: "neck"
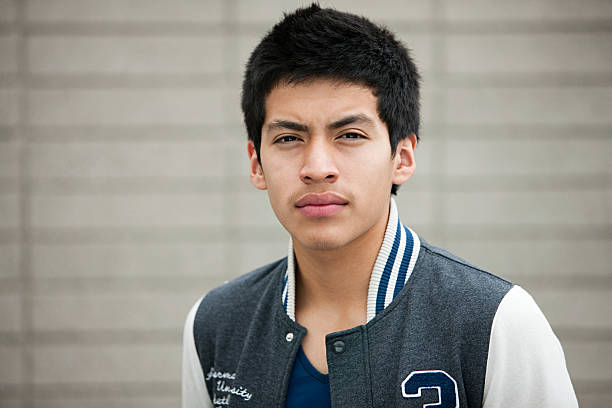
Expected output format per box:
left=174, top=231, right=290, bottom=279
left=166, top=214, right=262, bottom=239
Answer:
left=292, top=204, right=390, bottom=320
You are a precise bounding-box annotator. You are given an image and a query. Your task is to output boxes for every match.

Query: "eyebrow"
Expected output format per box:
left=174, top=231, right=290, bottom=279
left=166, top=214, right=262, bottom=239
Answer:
left=327, top=114, right=375, bottom=130
left=265, top=120, right=308, bottom=133
left=265, top=113, right=375, bottom=134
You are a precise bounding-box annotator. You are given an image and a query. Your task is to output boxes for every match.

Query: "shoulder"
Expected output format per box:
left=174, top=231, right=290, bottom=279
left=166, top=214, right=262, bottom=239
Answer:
left=417, top=239, right=513, bottom=297
left=483, top=285, right=578, bottom=406
left=186, top=257, right=288, bottom=373
left=494, top=285, right=548, bottom=331
left=491, top=285, right=567, bottom=356
left=405, top=239, right=515, bottom=337
left=193, top=257, right=287, bottom=326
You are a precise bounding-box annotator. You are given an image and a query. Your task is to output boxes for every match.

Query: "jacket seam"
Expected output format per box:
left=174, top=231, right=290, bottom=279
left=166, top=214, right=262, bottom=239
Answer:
left=420, top=243, right=512, bottom=285
left=362, top=326, right=375, bottom=408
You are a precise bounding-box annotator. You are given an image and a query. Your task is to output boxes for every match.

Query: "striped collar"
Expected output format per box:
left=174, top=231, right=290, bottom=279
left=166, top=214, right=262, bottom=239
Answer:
left=281, top=198, right=421, bottom=323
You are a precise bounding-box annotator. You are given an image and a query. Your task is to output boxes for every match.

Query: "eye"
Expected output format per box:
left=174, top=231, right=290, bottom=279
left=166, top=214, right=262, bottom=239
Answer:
left=274, top=135, right=300, bottom=144
left=339, top=132, right=366, bottom=140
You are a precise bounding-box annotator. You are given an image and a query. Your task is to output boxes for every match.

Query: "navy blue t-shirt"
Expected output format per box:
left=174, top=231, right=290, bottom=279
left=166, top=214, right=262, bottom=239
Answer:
left=285, top=346, right=331, bottom=407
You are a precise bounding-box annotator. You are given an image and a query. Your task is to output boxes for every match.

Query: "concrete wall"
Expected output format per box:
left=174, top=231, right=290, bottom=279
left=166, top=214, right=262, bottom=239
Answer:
left=1, top=0, right=611, bottom=406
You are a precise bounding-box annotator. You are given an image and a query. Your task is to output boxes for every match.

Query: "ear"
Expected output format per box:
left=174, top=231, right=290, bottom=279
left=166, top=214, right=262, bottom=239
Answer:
left=247, top=141, right=267, bottom=190
left=391, top=133, right=417, bottom=186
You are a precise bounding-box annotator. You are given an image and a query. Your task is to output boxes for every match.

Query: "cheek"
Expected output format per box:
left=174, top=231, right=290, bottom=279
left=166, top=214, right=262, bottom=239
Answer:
left=347, top=148, right=394, bottom=190
left=262, top=161, right=296, bottom=202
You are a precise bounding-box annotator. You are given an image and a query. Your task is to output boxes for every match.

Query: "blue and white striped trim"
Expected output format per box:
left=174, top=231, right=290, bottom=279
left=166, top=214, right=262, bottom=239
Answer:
left=282, top=237, right=297, bottom=320
left=281, top=198, right=420, bottom=323
left=366, top=199, right=420, bottom=321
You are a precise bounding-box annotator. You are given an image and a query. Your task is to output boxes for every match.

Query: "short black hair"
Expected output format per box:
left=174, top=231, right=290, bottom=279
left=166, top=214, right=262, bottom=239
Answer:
left=241, top=3, right=421, bottom=195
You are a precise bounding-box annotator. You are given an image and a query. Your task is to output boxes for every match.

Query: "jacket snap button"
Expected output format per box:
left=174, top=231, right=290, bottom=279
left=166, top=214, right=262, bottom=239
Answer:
left=333, top=340, right=345, bottom=354
left=285, top=332, right=294, bottom=342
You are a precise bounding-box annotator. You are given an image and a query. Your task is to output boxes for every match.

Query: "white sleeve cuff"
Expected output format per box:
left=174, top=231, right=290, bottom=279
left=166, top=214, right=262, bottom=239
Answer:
left=483, top=285, right=578, bottom=407
left=182, top=296, right=213, bottom=408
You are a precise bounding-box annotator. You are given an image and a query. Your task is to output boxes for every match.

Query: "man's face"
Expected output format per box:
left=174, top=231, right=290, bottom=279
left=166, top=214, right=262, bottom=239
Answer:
left=248, top=78, right=416, bottom=251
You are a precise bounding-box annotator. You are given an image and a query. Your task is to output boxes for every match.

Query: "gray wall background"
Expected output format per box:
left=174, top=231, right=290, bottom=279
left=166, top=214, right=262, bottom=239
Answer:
left=1, top=0, right=611, bottom=406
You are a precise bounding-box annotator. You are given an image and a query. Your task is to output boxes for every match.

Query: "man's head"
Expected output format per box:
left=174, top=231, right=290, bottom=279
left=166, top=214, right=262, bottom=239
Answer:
left=242, top=4, right=421, bottom=252
left=241, top=3, right=421, bottom=195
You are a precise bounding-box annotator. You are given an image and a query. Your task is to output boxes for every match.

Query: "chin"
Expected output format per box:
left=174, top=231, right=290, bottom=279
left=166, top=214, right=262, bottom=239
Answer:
left=300, top=239, right=343, bottom=251
left=293, top=227, right=354, bottom=251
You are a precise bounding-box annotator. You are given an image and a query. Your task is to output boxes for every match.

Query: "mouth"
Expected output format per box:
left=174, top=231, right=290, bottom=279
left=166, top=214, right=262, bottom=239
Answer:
left=295, top=192, right=348, bottom=217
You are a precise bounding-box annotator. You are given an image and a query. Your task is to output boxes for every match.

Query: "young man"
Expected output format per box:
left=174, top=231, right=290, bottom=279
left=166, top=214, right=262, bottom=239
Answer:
left=183, top=4, right=578, bottom=407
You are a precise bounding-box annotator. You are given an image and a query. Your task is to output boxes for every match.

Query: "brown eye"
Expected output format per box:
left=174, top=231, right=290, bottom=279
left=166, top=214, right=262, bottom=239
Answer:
left=274, top=135, right=299, bottom=143
left=340, top=133, right=365, bottom=140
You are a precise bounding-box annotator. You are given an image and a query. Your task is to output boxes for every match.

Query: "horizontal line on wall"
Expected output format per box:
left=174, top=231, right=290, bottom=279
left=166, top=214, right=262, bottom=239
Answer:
left=0, top=331, right=21, bottom=345
left=574, top=380, right=612, bottom=395
left=0, top=23, right=17, bottom=35
left=517, top=275, right=612, bottom=290
left=0, top=326, right=608, bottom=348
left=0, top=73, right=19, bottom=88
left=24, top=22, right=232, bottom=36
left=443, top=224, right=612, bottom=241
left=32, top=275, right=226, bottom=294
left=440, top=174, right=612, bottom=192
left=25, top=73, right=233, bottom=90
left=0, top=228, right=19, bottom=244
left=0, top=276, right=230, bottom=296
left=30, top=226, right=231, bottom=242
left=0, top=174, right=608, bottom=195
left=442, top=73, right=612, bottom=88
left=0, top=175, right=398, bottom=194
left=0, top=326, right=609, bottom=348
left=0, top=278, right=21, bottom=293
left=556, top=327, right=612, bottom=342
left=0, top=126, right=612, bottom=145
left=0, top=381, right=609, bottom=401
left=0, top=273, right=609, bottom=298
left=0, top=126, right=16, bottom=142
left=1, top=326, right=608, bottom=347
left=0, top=225, right=609, bottom=245
left=431, top=124, right=612, bottom=140
left=0, top=381, right=179, bottom=399
left=0, top=18, right=610, bottom=36
left=39, top=274, right=612, bottom=293
left=4, top=72, right=612, bottom=90
left=20, top=124, right=245, bottom=142
left=29, top=226, right=284, bottom=243
left=0, top=124, right=606, bottom=143
left=23, top=177, right=240, bottom=195
left=395, top=19, right=612, bottom=34
left=1, top=123, right=608, bottom=144
left=0, top=178, right=18, bottom=193
left=0, top=329, right=181, bottom=346
left=0, top=382, right=609, bottom=402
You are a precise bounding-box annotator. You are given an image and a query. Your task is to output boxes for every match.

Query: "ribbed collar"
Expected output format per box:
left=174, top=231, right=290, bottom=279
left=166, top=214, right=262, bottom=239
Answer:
left=281, top=198, right=421, bottom=323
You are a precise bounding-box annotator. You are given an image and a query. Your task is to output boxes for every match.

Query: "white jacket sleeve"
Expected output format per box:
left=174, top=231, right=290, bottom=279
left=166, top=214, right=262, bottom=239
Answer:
left=483, top=285, right=578, bottom=407
left=182, top=296, right=213, bottom=408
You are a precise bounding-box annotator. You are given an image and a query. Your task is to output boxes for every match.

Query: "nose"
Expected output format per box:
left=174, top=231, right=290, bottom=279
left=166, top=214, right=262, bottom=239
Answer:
left=299, top=138, right=339, bottom=184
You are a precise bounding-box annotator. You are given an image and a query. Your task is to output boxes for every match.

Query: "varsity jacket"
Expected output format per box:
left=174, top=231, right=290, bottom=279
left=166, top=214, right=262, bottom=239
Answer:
left=182, top=199, right=578, bottom=407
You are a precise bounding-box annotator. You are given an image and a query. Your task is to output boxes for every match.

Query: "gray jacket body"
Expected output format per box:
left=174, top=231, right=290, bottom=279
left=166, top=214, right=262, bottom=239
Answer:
left=192, top=240, right=512, bottom=407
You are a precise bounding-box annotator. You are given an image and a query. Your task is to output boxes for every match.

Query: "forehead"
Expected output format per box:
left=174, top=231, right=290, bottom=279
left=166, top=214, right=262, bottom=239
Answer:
left=264, top=79, right=380, bottom=124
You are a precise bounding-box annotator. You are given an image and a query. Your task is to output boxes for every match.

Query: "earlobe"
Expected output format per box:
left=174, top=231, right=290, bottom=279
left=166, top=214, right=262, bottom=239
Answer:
left=247, top=141, right=267, bottom=190
left=391, top=133, right=417, bottom=186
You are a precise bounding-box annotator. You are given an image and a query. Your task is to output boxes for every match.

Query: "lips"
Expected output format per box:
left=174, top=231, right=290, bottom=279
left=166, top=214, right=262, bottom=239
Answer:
left=295, top=192, right=348, bottom=207
left=295, top=192, right=348, bottom=217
